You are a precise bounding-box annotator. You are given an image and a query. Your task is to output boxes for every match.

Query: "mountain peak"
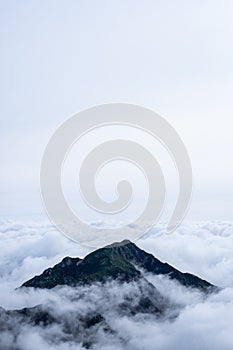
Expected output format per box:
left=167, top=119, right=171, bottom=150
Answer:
left=105, top=239, right=132, bottom=248
left=21, top=240, right=216, bottom=293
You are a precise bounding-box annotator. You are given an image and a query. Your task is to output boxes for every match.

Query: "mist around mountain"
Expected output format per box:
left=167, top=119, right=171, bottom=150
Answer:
left=0, top=240, right=217, bottom=349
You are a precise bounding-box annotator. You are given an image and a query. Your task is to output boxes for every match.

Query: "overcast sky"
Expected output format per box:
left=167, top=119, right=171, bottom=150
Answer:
left=0, top=0, right=233, bottom=221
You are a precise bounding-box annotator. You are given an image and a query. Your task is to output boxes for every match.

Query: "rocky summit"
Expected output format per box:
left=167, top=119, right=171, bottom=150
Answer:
left=21, top=239, right=215, bottom=292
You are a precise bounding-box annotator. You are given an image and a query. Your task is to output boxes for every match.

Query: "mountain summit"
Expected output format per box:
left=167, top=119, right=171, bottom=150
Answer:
left=21, top=240, right=215, bottom=292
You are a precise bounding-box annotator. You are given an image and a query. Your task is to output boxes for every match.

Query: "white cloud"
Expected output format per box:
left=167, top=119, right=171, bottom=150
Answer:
left=139, top=221, right=233, bottom=288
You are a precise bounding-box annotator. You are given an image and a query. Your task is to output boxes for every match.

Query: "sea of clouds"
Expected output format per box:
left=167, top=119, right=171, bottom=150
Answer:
left=0, top=220, right=233, bottom=349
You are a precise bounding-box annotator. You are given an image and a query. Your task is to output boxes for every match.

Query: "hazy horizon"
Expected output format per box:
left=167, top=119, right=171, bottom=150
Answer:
left=1, top=0, right=233, bottom=223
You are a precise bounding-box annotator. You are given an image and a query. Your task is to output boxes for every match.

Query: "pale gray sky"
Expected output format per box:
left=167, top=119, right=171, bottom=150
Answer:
left=0, top=0, right=233, bottom=220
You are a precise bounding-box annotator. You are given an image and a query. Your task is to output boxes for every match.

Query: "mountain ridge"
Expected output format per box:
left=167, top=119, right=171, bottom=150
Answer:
left=21, top=240, right=216, bottom=292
